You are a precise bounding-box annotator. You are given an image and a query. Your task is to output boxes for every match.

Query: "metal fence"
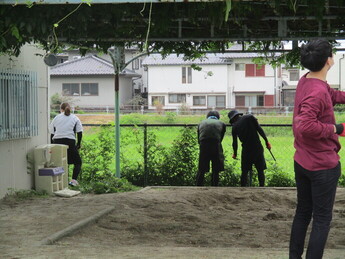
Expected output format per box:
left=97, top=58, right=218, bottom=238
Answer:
left=82, top=123, right=303, bottom=185
left=73, top=105, right=294, bottom=116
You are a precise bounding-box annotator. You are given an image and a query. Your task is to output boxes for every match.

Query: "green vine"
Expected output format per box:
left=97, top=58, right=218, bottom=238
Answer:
left=0, top=0, right=343, bottom=66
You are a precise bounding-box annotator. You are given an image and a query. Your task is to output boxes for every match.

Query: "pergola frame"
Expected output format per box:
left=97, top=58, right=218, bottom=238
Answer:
left=2, top=0, right=345, bottom=178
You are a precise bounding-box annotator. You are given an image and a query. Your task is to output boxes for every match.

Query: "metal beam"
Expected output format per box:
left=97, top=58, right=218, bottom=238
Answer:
left=1, top=0, right=225, bottom=4
left=58, top=36, right=345, bottom=42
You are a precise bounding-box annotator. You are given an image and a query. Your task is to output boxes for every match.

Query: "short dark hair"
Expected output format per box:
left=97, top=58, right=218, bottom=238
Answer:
left=206, top=110, right=220, bottom=119
left=300, top=39, right=333, bottom=72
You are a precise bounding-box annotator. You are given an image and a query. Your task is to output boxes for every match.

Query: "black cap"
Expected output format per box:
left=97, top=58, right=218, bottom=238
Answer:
left=228, top=110, right=243, bottom=122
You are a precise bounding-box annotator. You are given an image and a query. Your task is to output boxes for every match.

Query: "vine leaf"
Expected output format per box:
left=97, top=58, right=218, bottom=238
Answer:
left=224, top=0, right=232, bottom=22
left=11, top=26, right=21, bottom=41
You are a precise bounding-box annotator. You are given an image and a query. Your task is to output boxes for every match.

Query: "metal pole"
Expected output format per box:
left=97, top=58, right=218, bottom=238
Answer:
left=109, top=45, right=145, bottom=178
left=115, top=72, right=121, bottom=178
left=109, top=46, right=125, bottom=178
left=143, top=123, right=148, bottom=186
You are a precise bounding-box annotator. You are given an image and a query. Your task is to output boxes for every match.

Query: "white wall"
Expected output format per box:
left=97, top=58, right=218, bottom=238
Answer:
left=50, top=75, right=133, bottom=108
left=231, top=59, right=276, bottom=94
left=0, top=44, right=49, bottom=199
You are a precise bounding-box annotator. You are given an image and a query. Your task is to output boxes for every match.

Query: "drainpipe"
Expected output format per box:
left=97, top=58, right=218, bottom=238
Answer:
left=340, top=54, right=345, bottom=91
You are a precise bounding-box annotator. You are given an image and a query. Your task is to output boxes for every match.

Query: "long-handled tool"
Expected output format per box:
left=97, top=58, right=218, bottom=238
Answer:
left=268, top=149, right=276, bottom=162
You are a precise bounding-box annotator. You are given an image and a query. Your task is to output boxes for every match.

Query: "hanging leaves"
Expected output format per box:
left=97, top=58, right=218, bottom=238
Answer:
left=0, top=0, right=344, bottom=67
left=224, top=0, right=232, bottom=22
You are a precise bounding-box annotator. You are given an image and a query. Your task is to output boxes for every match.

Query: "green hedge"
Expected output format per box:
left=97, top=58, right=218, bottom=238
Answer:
left=79, top=126, right=296, bottom=188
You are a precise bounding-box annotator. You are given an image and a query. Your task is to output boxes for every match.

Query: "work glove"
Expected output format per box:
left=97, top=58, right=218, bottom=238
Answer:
left=266, top=142, right=272, bottom=150
left=232, top=154, right=237, bottom=159
left=76, top=143, right=81, bottom=149
left=335, top=123, right=345, bottom=136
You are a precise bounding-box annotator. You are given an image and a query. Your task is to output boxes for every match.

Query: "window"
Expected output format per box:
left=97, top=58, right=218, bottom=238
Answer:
left=245, top=64, right=265, bottom=77
left=132, top=59, right=140, bottom=70
left=0, top=69, right=38, bottom=141
left=152, top=96, right=165, bottom=105
left=62, top=83, right=80, bottom=96
left=81, top=83, right=98, bottom=96
left=169, top=94, right=186, bottom=103
left=289, top=70, right=300, bottom=81
left=193, top=96, right=206, bottom=106
left=235, top=95, right=264, bottom=107
left=207, top=95, right=225, bottom=108
left=235, top=63, right=245, bottom=71
left=182, top=67, right=192, bottom=84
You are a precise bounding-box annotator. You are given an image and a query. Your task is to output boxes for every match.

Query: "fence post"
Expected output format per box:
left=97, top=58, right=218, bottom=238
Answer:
left=141, top=105, right=144, bottom=115
left=143, top=123, right=148, bottom=186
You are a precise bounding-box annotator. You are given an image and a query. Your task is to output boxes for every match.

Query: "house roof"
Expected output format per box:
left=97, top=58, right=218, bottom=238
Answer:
left=142, top=52, right=266, bottom=66
left=50, top=55, right=140, bottom=77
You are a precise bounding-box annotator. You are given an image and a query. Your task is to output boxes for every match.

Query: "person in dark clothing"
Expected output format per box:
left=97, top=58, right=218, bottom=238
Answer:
left=228, top=110, right=271, bottom=187
left=49, top=103, right=83, bottom=186
left=289, top=39, right=343, bottom=259
left=196, top=110, right=226, bottom=186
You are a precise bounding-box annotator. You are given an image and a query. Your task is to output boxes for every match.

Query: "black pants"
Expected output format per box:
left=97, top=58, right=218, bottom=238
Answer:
left=240, top=169, right=265, bottom=187
left=289, top=161, right=340, bottom=259
left=53, top=138, right=82, bottom=180
left=241, top=147, right=266, bottom=187
left=196, top=139, right=224, bottom=186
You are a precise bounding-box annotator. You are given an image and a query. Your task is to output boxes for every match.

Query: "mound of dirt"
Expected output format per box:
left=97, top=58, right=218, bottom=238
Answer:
left=1, top=187, right=345, bottom=258
left=58, top=187, right=345, bottom=250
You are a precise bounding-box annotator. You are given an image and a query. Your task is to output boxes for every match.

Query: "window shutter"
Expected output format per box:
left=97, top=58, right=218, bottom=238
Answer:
left=245, top=64, right=255, bottom=77
left=235, top=96, right=245, bottom=106
left=256, top=64, right=265, bottom=76
left=182, top=67, right=186, bottom=83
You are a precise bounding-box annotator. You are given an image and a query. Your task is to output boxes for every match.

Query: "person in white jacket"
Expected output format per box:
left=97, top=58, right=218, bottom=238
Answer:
left=49, top=103, right=83, bottom=186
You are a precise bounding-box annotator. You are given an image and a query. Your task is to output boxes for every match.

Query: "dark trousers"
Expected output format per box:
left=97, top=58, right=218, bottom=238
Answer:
left=53, top=138, right=82, bottom=180
left=196, top=140, right=224, bottom=186
left=289, top=161, right=340, bottom=259
left=196, top=169, right=219, bottom=186
left=241, top=169, right=265, bottom=187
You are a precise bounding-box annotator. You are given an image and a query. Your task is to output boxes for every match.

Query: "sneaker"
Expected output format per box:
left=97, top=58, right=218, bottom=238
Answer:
left=68, top=179, right=79, bottom=187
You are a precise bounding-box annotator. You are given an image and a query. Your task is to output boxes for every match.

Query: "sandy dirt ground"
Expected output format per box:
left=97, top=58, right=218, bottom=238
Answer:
left=1, top=187, right=345, bottom=259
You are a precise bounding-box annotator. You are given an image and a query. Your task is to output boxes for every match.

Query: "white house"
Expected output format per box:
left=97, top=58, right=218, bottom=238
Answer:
left=281, top=51, right=345, bottom=106
left=50, top=55, right=141, bottom=110
left=142, top=52, right=280, bottom=111
left=143, top=50, right=345, bottom=112
left=54, top=46, right=147, bottom=95
left=0, top=44, right=50, bottom=199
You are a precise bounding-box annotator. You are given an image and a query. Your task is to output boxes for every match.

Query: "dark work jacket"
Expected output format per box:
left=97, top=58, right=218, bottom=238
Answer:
left=232, top=114, right=268, bottom=156
left=198, top=118, right=226, bottom=143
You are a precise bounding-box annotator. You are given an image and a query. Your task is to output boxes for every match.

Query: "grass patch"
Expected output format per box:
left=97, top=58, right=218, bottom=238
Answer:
left=75, top=177, right=141, bottom=194
left=2, top=188, right=49, bottom=204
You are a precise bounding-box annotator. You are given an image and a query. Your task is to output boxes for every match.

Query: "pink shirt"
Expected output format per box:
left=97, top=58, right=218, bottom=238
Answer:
left=293, top=73, right=345, bottom=171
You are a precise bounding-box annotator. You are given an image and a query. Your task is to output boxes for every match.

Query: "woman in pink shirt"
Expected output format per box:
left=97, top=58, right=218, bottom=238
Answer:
left=289, top=39, right=345, bottom=259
